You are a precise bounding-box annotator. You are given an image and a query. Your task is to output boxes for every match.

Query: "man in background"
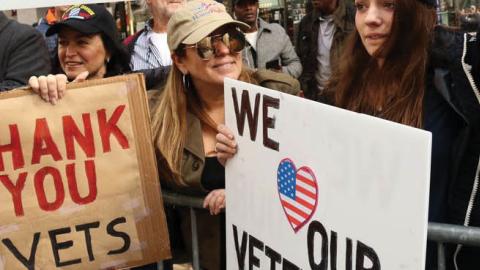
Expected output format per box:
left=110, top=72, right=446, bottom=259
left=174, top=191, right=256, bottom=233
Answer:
left=0, top=11, right=50, bottom=91
left=296, top=0, right=354, bottom=100
left=125, top=0, right=185, bottom=88
left=36, top=6, right=70, bottom=61
left=233, top=0, right=302, bottom=78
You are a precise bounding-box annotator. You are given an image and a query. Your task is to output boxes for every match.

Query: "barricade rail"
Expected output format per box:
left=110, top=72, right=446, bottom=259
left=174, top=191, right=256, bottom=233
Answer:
left=161, top=191, right=480, bottom=270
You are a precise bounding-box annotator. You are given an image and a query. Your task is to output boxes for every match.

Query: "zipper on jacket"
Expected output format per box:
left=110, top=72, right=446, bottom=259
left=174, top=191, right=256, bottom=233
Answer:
left=453, top=33, right=480, bottom=270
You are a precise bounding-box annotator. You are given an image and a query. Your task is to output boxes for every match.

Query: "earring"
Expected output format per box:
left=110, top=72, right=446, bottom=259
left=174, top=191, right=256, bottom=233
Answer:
left=182, top=73, right=192, bottom=92
left=105, top=57, right=110, bottom=64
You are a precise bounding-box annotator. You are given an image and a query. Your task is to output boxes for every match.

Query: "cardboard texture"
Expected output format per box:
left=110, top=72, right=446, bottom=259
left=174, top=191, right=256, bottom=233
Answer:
left=0, top=74, right=170, bottom=269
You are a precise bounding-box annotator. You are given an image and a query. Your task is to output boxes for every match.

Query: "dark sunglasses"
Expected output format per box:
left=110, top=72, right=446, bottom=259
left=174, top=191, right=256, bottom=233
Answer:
left=184, top=30, right=246, bottom=60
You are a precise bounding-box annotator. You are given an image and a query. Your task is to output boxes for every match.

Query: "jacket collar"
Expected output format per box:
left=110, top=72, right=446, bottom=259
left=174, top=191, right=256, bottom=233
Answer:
left=313, top=0, right=351, bottom=32
left=184, top=111, right=205, bottom=161
left=142, top=18, right=154, bottom=34
left=257, top=18, right=272, bottom=33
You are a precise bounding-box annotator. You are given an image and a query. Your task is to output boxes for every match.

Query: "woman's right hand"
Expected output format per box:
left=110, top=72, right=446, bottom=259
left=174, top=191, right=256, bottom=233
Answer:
left=28, top=71, right=89, bottom=105
left=215, top=124, right=237, bottom=166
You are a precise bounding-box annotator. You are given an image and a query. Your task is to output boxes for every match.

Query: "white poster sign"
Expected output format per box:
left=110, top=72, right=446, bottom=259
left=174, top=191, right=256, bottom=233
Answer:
left=0, top=0, right=123, bottom=11
left=225, top=78, right=432, bottom=269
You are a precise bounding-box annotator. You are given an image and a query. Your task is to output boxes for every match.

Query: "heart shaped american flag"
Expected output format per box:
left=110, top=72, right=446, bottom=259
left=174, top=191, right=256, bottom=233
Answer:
left=277, top=158, right=318, bottom=233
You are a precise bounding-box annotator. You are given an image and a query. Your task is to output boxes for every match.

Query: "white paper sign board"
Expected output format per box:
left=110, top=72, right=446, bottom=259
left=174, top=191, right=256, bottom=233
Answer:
left=0, top=0, right=123, bottom=11
left=224, top=78, right=432, bottom=269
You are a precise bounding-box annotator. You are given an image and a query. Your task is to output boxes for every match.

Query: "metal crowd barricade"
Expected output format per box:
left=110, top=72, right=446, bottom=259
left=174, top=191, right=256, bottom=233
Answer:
left=160, top=190, right=480, bottom=270
left=428, top=222, right=480, bottom=270
left=161, top=191, right=205, bottom=270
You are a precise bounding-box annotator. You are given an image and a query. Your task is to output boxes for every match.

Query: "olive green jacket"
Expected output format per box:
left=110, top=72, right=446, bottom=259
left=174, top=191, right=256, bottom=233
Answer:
left=149, top=69, right=300, bottom=270
left=151, top=69, right=300, bottom=195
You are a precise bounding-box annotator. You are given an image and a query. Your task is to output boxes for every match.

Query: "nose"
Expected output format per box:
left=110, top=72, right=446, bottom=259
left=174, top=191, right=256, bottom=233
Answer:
left=213, top=39, right=231, bottom=57
left=64, top=44, right=77, bottom=57
left=364, top=5, right=382, bottom=26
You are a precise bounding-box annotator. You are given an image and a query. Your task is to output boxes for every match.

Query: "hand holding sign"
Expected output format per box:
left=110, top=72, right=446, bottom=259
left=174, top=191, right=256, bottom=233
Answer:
left=29, top=71, right=89, bottom=105
left=215, top=124, right=237, bottom=166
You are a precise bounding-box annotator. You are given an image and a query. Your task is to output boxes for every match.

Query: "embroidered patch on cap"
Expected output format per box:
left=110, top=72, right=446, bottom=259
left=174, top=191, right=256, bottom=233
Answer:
left=191, top=0, right=225, bottom=21
left=62, top=5, right=96, bottom=21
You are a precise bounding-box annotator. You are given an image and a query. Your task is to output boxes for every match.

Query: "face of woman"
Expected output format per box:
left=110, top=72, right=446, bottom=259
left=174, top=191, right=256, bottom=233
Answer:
left=58, top=27, right=109, bottom=80
left=175, top=26, right=243, bottom=91
left=355, top=0, right=395, bottom=58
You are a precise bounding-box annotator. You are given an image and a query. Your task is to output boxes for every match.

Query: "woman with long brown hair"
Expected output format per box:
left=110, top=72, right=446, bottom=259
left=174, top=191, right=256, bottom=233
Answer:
left=329, top=0, right=436, bottom=127
left=326, top=0, right=476, bottom=268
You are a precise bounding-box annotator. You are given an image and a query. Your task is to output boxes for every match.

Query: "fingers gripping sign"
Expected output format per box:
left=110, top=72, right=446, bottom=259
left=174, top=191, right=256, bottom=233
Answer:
left=215, top=124, right=237, bottom=166
left=28, top=71, right=89, bottom=105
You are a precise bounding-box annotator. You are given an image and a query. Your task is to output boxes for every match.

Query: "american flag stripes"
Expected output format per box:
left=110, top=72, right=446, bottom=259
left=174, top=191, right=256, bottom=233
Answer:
left=277, top=158, right=318, bottom=232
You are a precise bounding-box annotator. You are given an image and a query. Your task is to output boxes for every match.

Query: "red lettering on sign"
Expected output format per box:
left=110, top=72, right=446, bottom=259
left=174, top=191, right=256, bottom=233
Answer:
left=0, top=125, right=25, bottom=172
left=63, top=114, right=95, bottom=160
left=31, top=119, right=62, bottom=165
left=98, top=105, right=129, bottom=153
left=0, top=172, right=27, bottom=216
left=34, top=167, right=65, bottom=211
left=66, top=160, right=97, bottom=205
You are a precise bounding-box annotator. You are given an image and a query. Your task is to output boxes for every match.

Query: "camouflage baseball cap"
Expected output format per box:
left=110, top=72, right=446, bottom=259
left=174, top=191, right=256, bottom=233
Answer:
left=167, top=0, right=249, bottom=51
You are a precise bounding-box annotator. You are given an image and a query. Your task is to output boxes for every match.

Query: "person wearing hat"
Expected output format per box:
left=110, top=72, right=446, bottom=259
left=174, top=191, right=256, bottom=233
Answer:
left=232, top=0, right=302, bottom=78
left=29, top=4, right=131, bottom=101
left=149, top=0, right=299, bottom=268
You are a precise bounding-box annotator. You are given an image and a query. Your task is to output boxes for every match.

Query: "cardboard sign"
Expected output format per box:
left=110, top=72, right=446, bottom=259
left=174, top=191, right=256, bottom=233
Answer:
left=0, top=74, right=170, bottom=269
left=224, top=78, right=432, bottom=269
left=0, top=0, right=121, bottom=11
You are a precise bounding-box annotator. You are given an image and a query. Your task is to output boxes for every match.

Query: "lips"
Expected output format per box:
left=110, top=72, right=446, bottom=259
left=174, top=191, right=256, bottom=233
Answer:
left=213, top=61, right=234, bottom=68
left=243, top=13, right=255, bottom=19
left=63, top=60, right=84, bottom=69
left=365, top=33, right=388, bottom=40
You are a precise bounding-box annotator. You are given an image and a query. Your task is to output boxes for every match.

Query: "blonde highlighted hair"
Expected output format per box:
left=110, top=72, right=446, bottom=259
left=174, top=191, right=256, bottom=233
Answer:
left=151, top=64, right=255, bottom=186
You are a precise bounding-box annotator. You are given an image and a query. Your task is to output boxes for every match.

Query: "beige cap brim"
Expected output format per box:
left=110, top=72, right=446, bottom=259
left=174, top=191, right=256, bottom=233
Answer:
left=182, top=19, right=250, bottom=45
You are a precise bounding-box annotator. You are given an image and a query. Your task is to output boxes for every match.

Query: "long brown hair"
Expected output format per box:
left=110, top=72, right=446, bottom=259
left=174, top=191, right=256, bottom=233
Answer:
left=150, top=61, right=255, bottom=186
left=327, top=0, right=436, bottom=128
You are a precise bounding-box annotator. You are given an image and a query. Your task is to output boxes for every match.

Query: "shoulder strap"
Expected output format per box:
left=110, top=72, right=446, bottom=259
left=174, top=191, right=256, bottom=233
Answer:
left=123, top=29, right=145, bottom=54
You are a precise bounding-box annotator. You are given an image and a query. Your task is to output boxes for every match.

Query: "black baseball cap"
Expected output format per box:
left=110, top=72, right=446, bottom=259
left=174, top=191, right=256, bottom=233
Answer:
left=46, top=4, right=117, bottom=42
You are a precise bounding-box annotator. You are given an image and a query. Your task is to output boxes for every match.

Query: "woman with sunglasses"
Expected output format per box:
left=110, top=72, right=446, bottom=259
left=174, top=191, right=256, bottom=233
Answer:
left=150, top=0, right=299, bottom=269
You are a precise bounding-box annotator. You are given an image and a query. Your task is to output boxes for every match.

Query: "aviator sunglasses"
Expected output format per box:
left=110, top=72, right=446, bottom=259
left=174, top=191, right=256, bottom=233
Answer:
left=183, top=30, right=246, bottom=60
